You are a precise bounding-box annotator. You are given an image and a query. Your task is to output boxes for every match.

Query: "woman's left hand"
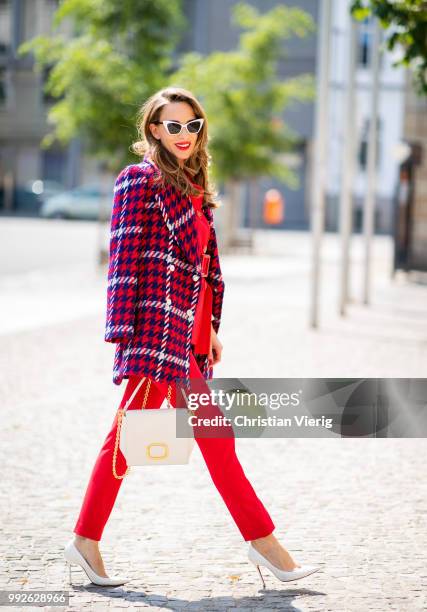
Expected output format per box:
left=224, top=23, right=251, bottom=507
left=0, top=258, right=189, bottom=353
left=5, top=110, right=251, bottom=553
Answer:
left=209, top=324, right=222, bottom=365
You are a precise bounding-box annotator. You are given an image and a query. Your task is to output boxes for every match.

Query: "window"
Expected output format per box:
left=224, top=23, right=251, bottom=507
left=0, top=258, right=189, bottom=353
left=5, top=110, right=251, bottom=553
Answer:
left=358, top=17, right=372, bottom=67
left=21, top=0, right=38, bottom=42
left=41, top=65, right=58, bottom=104
left=0, top=67, right=6, bottom=104
left=358, top=117, right=382, bottom=171
left=0, top=0, right=11, bottom=55
left=357, top=16, right=383, bottom=70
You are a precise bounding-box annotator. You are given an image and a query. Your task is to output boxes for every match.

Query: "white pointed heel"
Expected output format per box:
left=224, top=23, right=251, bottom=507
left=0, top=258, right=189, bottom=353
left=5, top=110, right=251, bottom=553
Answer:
left=64, top=539, right=129, bottom=586
left=248, top=543, right=320, bottom=588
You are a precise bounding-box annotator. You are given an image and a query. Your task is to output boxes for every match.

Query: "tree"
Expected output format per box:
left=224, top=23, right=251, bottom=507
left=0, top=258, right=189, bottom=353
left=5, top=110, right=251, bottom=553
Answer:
left=18, top=0, right=316, bottom=234
left=170, top=2, right=315, bottom=248
left=171, top=2, right=315, bottom=188
left=18, top=0, right=187, bottom=173
left=351, top=0, right=427, bottom=95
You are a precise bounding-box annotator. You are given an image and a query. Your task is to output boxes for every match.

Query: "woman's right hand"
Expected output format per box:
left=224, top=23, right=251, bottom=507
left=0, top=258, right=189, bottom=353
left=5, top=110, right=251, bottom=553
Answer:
left=209, top=324, right=222, bottom=365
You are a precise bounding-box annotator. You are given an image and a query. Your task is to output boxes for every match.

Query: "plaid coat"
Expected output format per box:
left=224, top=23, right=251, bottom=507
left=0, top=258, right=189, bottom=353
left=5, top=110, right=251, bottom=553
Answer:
left=104, top=155, right=225, bottom=386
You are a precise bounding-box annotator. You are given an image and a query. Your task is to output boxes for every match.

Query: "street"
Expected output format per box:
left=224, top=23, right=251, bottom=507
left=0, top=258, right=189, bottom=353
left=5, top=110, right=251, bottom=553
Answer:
left=0, top=219, right=426, bottom=611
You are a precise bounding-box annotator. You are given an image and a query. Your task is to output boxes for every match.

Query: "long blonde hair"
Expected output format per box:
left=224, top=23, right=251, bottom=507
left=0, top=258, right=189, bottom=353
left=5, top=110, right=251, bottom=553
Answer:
left=131, top=86, right=220, bottom=209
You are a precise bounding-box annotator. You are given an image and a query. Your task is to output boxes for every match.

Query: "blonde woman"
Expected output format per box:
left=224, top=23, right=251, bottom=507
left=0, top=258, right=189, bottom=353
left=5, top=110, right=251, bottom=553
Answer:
left=64, top=87, right=320, bottom=588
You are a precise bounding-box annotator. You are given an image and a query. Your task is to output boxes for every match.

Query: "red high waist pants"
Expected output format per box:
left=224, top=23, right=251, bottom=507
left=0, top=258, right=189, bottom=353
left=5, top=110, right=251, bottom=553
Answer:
left=73, top=352, right=275, bottom=542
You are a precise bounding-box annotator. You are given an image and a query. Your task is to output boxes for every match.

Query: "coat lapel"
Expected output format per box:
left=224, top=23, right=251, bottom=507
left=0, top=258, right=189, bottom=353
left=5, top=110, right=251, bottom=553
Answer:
left=143, top=155, right=202, bottom=271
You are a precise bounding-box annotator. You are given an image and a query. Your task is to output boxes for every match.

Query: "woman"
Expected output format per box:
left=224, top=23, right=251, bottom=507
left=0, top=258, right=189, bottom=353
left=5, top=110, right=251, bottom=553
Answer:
left=64, top=87, right=319, bottom=588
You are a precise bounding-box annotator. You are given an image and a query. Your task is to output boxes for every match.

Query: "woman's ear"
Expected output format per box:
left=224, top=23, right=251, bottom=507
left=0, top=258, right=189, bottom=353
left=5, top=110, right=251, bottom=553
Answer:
left=149, top=123, right=159, bottom=140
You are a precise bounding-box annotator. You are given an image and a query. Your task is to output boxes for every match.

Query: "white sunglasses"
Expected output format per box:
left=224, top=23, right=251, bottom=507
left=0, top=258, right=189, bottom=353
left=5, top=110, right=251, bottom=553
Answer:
left=152, top=118, right=204, bottom=136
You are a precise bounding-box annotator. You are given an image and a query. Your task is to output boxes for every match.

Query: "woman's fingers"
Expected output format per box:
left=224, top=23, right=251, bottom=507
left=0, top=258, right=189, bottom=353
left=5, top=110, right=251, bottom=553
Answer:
left=212, top=339, right=222, bottom=365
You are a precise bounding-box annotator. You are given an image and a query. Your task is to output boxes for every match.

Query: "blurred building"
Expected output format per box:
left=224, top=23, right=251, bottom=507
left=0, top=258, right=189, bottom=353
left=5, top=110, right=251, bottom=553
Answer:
left=393, top=72, right=427, bottom=272
left=180, top=0, right=408, bottom=235
left=0, top=0, right=414, bottom=235
left=326, top=0, right=407, bottom=235
left=179, top=0, right=319, bottom=232
left=0, top=0, right=88, bottom=214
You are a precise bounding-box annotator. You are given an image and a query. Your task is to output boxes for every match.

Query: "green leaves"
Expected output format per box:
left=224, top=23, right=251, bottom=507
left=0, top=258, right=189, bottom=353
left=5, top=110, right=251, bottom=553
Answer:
left=18, top=0, right=185, bottom=172
left=350, top=0, right=427, bottom=95
left=170, top=2, right=315, bottom=186
left=18, top=0, right=316, bottom=183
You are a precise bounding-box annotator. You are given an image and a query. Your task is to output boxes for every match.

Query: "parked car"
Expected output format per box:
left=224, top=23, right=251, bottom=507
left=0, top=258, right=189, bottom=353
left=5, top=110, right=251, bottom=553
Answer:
left=0, top=185, right=42, bottom=216
left=25, top=179, right=65, bottom=203
left=0, top=180, right=66, bottom=217
left=40, top=185, right=111, bottom=221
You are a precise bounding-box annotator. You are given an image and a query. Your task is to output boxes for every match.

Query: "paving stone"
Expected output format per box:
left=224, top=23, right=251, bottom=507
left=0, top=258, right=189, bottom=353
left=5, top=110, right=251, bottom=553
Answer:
left=1, top=227, right=426, bottom=610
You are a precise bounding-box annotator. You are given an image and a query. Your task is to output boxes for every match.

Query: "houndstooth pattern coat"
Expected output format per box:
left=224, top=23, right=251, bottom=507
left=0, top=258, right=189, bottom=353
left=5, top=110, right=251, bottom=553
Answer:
left=104, top=154, right=225, bottom=386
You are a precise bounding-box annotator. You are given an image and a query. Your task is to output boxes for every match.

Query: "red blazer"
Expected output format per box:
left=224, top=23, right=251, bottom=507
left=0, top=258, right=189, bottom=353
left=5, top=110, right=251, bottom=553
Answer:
left=104, top=154, right=225, bottom=385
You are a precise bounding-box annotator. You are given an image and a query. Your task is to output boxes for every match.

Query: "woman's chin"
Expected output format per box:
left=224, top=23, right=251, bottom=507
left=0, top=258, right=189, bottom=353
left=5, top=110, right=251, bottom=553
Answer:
left=172, top=147, right=192, bottom=161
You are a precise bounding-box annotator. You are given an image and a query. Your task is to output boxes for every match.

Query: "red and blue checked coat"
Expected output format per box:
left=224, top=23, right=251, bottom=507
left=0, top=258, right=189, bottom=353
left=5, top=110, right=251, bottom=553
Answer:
left=104, top=154, right=225, bottom=386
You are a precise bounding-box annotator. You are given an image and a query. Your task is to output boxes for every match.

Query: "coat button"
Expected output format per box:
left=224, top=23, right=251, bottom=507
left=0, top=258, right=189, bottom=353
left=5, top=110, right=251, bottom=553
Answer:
left=187, top=308, right=193, bottom=319
left=166, top=298, right=172, bottom=304
left=192, top=273, right=199, bottom=281
left=169, top=264, right=175, bottom=271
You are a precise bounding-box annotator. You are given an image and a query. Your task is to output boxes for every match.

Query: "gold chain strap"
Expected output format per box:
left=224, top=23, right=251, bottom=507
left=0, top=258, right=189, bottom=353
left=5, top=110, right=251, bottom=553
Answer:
left=112, top=407, right=130, bottom=480
left=112, top=379, right=172, bottom=479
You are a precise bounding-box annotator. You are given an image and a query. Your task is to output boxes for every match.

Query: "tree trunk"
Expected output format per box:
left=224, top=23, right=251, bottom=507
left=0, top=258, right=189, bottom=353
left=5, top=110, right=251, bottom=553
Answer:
left=224, top=178, right=241, bottom=253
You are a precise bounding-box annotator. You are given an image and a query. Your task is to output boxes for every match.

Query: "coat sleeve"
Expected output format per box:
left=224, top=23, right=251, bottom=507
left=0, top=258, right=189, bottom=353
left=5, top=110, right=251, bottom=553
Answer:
left=104, top=164, right=148, bottom=343
left=204, top=207, right=225, bottom=334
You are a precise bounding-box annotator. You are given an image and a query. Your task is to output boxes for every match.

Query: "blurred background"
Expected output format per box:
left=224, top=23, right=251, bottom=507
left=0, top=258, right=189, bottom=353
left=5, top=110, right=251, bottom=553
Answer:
left=1, top=0, right=426, bottom=378
left=1, top=3, right=427, bottom=608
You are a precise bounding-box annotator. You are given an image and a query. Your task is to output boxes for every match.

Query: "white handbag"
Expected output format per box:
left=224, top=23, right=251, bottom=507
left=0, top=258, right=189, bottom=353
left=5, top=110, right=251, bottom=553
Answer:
left=112, top=377, right=196, bottom=478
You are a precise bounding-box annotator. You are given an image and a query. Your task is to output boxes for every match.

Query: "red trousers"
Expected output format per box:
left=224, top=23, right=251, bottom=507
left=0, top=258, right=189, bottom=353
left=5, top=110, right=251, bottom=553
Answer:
left=73, top=352, right=275, bottom=542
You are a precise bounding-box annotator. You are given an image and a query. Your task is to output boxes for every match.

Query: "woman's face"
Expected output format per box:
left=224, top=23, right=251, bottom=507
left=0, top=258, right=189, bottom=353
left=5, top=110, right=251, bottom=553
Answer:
left=149, top=102, right=200, bottom=167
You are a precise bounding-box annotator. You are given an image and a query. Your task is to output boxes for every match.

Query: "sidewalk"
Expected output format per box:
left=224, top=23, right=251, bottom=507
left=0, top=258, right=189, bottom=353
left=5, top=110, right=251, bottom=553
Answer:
left=0, top=221, right=426, bottom=611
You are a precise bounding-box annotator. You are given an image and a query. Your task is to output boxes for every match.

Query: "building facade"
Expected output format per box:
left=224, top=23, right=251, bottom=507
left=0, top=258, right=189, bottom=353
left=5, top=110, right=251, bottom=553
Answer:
left=0, top=0, right=409, bottom=234
left=326, top=0, right=407, bottom=234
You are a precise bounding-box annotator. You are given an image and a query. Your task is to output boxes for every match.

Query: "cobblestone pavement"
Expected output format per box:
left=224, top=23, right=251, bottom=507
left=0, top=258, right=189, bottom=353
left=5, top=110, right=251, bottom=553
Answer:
left=1, top=222, right=426, bottom=611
